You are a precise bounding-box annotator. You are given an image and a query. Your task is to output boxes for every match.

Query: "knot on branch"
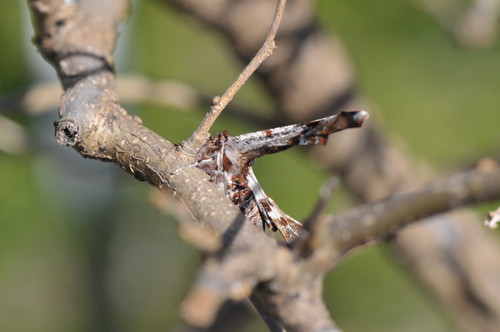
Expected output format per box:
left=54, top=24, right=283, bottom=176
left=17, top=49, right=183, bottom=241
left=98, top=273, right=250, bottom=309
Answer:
left=54, top=119, right=79, bottom=146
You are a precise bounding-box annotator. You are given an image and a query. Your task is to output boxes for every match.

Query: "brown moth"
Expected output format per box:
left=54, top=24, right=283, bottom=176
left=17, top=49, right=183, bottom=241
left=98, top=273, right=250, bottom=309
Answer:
left=196, top=110, right=369, bottom=242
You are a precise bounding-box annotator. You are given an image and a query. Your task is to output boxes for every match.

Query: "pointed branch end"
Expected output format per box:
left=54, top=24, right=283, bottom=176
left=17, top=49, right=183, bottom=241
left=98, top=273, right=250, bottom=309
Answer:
left=54, top=119, right=79, bottom=146
left=352, top=109, right=369, bottom=127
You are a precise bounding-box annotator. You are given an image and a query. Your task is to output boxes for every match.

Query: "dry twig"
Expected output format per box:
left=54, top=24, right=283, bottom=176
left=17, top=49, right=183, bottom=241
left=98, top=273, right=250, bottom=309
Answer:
left=183, top=0, right=287, bottom=152
left=0, top=115, right=29, bottom=155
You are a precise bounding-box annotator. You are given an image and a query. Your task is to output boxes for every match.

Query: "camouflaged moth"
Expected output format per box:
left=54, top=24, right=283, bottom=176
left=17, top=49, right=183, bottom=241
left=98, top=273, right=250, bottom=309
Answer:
left=196, top=110, right=368, bottom=242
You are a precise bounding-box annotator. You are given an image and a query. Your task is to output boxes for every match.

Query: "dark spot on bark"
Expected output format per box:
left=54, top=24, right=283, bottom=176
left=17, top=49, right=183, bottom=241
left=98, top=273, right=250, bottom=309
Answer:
left=63, top=127, right=75, bottom=138
left=55, top=19, right=66, bottom=28
left=54, top=119, right=79, bottom=146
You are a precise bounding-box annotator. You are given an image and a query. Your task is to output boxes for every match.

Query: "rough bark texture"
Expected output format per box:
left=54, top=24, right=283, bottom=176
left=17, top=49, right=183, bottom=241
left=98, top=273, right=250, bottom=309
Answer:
left=29, top=0, right=277, bottom=263
left=28, top=1, right=339, bottom=330
left=161, top=0, right=500, bottom=330
left=28, top=0, right=500, bottom=331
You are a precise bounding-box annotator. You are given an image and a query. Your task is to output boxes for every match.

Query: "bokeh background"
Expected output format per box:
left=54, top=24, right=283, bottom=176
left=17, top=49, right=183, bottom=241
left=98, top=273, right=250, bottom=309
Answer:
left=1, top=1, right=500, bottom=331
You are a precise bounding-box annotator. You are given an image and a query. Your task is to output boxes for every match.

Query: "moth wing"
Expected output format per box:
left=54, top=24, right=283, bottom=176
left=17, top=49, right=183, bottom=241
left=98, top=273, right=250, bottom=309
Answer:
left=261, top=198, right=303, bottom=242
left=230, top=111, right=368, bottom=160
left=246, top=169, right=303, bottom=242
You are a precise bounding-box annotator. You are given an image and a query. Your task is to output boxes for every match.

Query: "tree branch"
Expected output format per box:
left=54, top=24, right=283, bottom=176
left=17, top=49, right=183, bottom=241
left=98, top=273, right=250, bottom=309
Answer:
left=28, top=1, right=500, bottom=331
left=312, top=166, right=500, bottom=262
left=415, top=0, right=500, bottom=48
left=28, top=0, right=280, bottom=253
left=183, top=0, right=287, bottom=152
left=159, top=1, right=500, bottom=330
left=28, top=1, right=337, bottom=330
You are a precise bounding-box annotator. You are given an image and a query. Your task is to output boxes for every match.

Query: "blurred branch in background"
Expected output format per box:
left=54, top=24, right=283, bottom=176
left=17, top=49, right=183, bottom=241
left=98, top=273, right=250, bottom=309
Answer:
left=316, top=163, right=500, bottom=260
left=0, top=75, right=275, bottom=155
left=5, top=0, right=498, bottom=331
left=150, top=189, right=221, bottom=253
left=0, top=76, right=200, bottom=116
left=0, top=115, right=28, bottom=155
left=160, top=0, right=500, bottom=330
left=415, top=0, right=500, bottom=48
left=28, top=0, right=338, bottom=330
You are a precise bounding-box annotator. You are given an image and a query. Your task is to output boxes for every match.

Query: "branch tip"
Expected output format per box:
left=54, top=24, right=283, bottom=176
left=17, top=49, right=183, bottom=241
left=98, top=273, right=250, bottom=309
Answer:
left=353, top=109, right=369, bottom=126
left=54, top=119, right=79, bottom=146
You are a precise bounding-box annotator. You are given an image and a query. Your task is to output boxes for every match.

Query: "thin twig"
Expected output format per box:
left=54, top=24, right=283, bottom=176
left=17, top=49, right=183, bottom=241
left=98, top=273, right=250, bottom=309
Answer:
left=455, top=0, right=500, bottom=48
left=0, top=115, right=29, bottom=155
left=296, top=177, right=338, bottom=255
left=302, top=177, right=338, bottom=229
left=250, top=296, right=287, bottom=332
left=183, top=0, right=287, bottom=152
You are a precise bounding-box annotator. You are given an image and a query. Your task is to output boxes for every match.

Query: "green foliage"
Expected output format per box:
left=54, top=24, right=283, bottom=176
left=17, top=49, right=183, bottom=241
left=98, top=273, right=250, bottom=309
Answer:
left=0, top=2, right=29, bottom=91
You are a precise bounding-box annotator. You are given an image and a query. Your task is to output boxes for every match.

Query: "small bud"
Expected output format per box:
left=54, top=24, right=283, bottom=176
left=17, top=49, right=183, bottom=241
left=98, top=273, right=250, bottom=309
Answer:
left=211, top=96, right=221, bottom=106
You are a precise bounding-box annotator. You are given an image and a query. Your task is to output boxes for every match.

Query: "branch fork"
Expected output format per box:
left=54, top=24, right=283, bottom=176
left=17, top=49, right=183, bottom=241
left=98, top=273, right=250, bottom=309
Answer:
left=184, top=0, right=287, bottom=150
left=28, top=0, right=500, bottom=331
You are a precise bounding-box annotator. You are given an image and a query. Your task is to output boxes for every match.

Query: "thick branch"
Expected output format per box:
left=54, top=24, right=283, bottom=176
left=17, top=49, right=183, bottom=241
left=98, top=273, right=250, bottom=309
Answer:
left=28, top=0, right=280, bottom=282
left=313, top=167, right=500, bottom=260
left=29, top=1, right=500, bottom=331
left=28, top=1, right=335, bottom=330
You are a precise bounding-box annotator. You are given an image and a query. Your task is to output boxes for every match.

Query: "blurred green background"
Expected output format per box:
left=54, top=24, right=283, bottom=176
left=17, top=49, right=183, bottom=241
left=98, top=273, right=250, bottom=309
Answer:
left=1, top=1, right=499, bottom=331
